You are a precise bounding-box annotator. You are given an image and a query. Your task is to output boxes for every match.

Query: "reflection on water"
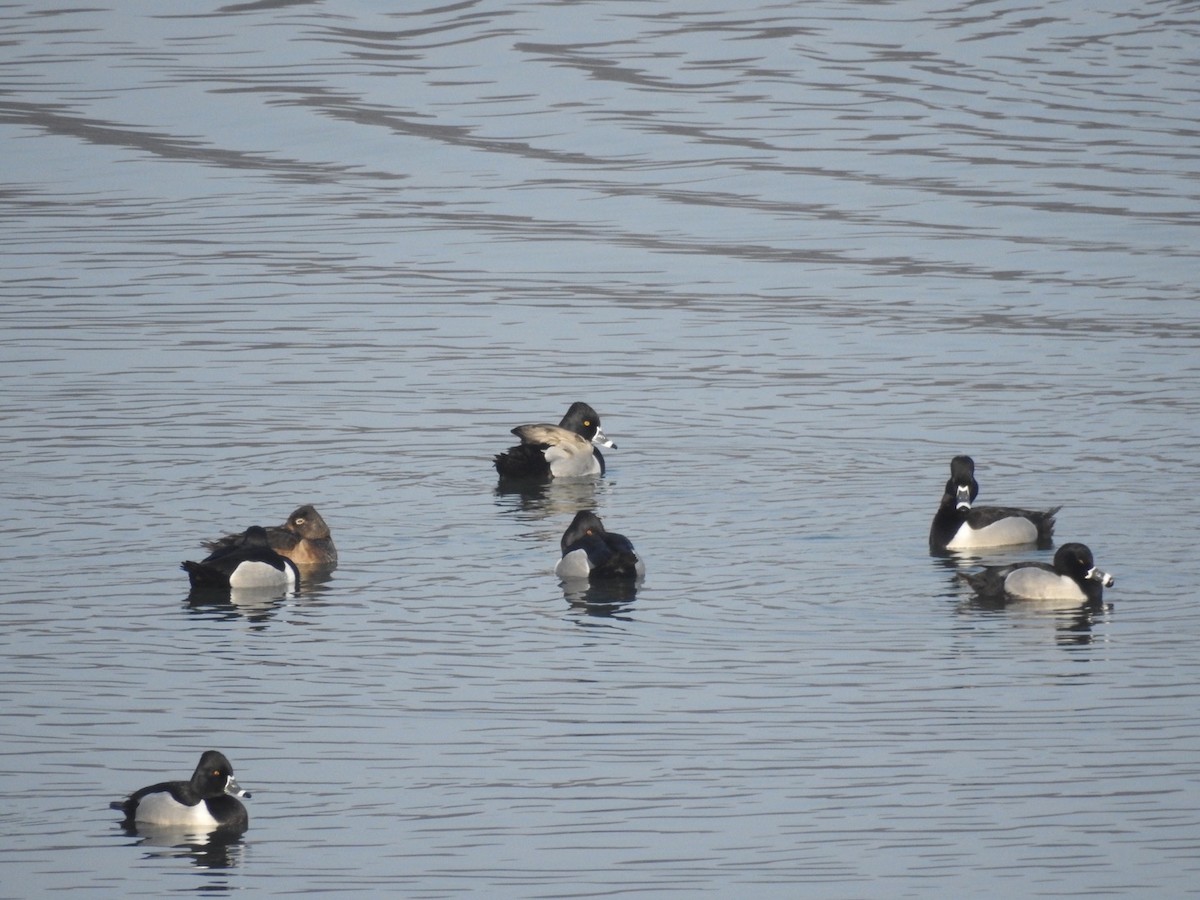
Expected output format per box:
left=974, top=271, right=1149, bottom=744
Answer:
left=185, top=584, right=293, bottom=625
left=957, top=593, right=1112, bottom=648
left=118, top=824, right=245, bottom=871
left=185, top=570, right=335, bottom=626
left=494, top=476, right=609, bottom=520
left=562, top=576, right=641, bottom=618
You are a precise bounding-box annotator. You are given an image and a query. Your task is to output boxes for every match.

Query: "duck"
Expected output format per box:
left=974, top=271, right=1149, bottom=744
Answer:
left=555, top=510, right=645, bottom=581
left=494, top=402, right=615, bottom=479
left=110, top=750, right=251, bottom=831
left=203, top=504, right=336, bottom=566
left=182, top=526, right=299, bottom=589
left=929, top=455, right=1060, bottom=551
left=959, top=542, right=1114, bottom=604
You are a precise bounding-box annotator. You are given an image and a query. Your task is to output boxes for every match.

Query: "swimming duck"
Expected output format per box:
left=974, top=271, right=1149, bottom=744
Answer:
left=203, top=504, right=336, bottom=566
left=183, top=526, right=299, bottom=589
left=959, top=542, right=1114, bottom=604
left=110, top=750, right=250, bottom=831
left=930, top=455, right=1060, bottom=551
left=555, top=510, right=645, bottom=581
left=494, top=402, right=615, bottom=479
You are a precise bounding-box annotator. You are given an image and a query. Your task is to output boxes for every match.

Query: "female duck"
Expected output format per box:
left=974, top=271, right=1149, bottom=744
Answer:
left=930, top=455, right=1060, bottom=552
left=183, top=526, right=299, bottom=589
left=555, top=510, right=645, bottom=581
left=959, top=542, right=1114, bottom=604
left=494, top=402, right=615, bottom=479
left=111, top=750, right=251, bottom=830
left=204, top=504, right=337, bottom=566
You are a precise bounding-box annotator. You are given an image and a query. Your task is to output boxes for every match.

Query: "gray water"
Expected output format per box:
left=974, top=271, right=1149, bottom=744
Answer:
left=2, top=1, right=1199, bottom=896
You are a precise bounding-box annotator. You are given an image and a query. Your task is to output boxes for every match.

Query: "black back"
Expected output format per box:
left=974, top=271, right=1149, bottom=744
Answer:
left=182, top=526, right=296, bottom=588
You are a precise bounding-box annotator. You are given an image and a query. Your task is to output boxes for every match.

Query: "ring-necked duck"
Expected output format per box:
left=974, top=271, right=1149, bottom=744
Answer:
left=182, top=526, right=299, bottom=589
left=110, top=750, right=250, bottom=830
left=555, top=510, right=645, bottom=581
left=494, top=402, right=615, bottom=479
left=959, top=542, right=1114, bottom=604
left=203, top=504, right=337, bottom=566
left=930, top=455, right=1060, bottom=551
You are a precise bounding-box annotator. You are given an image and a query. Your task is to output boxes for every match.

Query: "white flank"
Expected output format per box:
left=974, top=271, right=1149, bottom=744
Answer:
left=555, top=549, right=592, bottom=580
left=946, top=517, right=1037, bottom=549
left=135, top=792, right=220, bottom=828
left=229, top=560, right=293, bottom=588
left=1004, top=568, right=1086, bottom=603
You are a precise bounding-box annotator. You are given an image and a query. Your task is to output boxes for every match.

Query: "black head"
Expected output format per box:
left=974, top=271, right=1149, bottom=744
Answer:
left=561, top=509, right=606, bottom=554
left=191, top=750, right=250, bottom=800
left=559, top=402, right=603, bottom=441
left=1054, top=542, right=1115, bottom=588
left=1054, top=542, right=1094, bottom=574
left=945, top=455, right=979, bottom=509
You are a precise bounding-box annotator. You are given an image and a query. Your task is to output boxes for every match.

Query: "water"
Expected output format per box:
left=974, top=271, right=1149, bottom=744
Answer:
left=2, top=0, right=1199, bottom=896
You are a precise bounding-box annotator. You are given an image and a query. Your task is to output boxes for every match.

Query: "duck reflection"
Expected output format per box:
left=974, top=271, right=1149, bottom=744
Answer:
left=562, top=577, right=640, bottom=619
left=185, top=564, right=334, bottom=625
left=117, top=822, right=245, bottom=869
left=185, top=582, right=290, bottom=624
left=494, top=474, right=608, bottom=518
left=958, top=592, right=1110, bottom=647
left=1051, top=599, right=1111, bottom=648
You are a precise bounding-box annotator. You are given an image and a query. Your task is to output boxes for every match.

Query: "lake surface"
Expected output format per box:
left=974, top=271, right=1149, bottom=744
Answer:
left=2, top=0, right=1199, bottom=896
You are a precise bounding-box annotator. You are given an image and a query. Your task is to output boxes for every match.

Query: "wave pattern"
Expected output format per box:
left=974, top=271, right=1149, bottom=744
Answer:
left=2, top=1, right=1199, bottom=895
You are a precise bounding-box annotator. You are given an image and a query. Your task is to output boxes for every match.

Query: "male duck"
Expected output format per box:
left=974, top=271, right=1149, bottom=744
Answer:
left=183, top=526, right=300, bottom=589
left=111, top=750, right=251, bottom=831
left=204, top=504, right=337, bottom=566
left=959, top=542, right=1114, bottom=604
left=555, top=510, right=645, bottom=581
left=930, top=455, right=1060, bottom=552
left=494, top=402, right=615, bottom=479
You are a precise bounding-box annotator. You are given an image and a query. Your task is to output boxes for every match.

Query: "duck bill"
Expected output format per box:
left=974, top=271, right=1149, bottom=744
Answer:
left=225, top=775, right=251, bottom=799
left=592, top=427, right=616, bottom=449
left=1086, top=567, right=1114, bottom=588
left=955, top=484, right=972, bottom=511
